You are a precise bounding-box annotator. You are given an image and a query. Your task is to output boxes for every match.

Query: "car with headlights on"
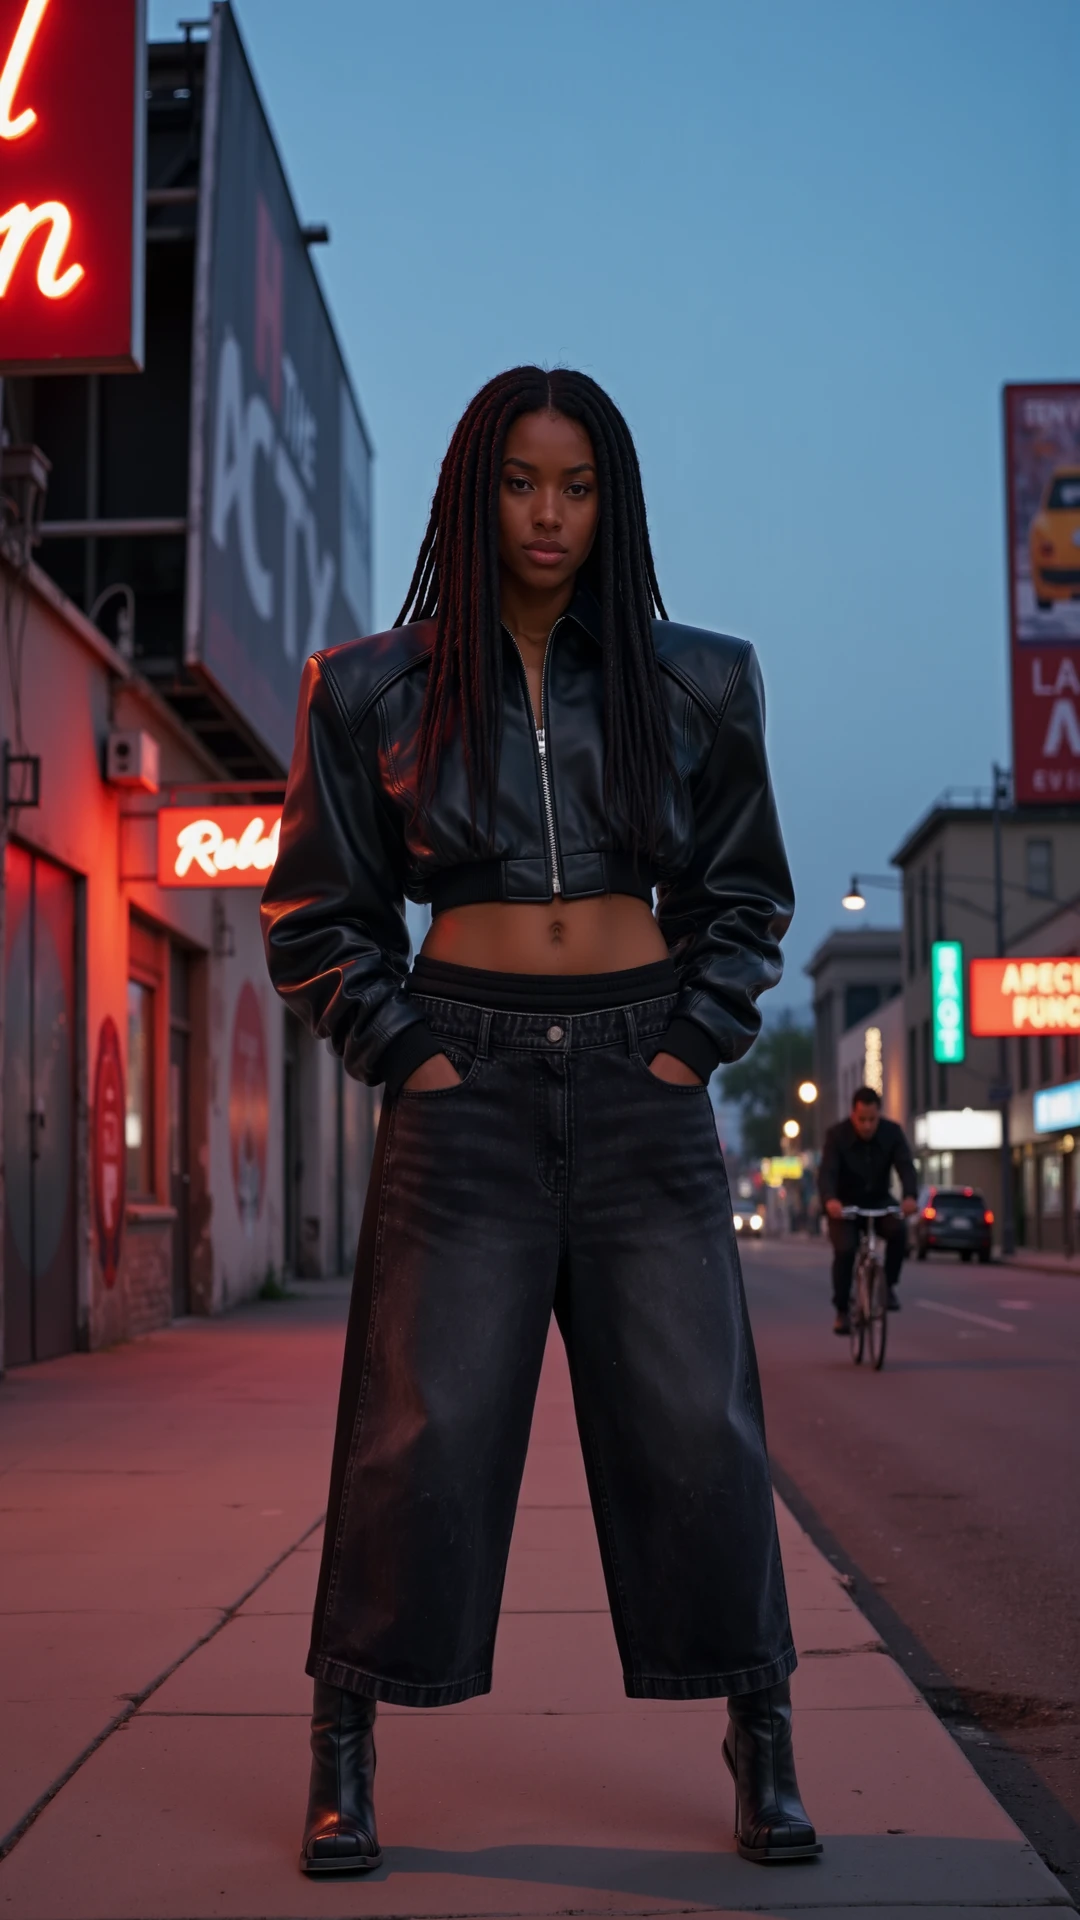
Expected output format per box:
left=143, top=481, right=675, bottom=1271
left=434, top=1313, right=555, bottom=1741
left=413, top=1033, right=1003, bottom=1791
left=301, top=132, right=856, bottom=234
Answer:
left=913, top=1186, right=993, bottom=1263
left=732, top=1208, right=764, bottom=1236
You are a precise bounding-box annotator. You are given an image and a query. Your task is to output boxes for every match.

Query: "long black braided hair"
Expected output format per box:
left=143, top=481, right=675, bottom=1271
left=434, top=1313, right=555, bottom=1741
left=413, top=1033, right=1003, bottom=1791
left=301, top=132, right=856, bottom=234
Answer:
left=394, top=366, right=672, bottom=856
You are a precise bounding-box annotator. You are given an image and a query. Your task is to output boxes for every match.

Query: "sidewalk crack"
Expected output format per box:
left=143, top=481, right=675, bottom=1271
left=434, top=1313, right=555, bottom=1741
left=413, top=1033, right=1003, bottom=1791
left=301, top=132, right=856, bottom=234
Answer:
left=0, top=1513, right=325, bottom=1864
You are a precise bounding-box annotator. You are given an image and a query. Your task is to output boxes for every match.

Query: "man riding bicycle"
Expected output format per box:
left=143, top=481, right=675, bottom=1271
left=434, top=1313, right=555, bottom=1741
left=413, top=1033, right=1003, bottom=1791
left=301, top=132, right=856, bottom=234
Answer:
left=818, top=1086, right=918, bottom=1335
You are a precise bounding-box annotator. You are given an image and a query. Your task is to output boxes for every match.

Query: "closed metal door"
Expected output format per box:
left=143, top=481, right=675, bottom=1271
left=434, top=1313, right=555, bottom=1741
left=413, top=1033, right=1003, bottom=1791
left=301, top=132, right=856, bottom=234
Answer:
left=4, top=845, right=77, bottom=1365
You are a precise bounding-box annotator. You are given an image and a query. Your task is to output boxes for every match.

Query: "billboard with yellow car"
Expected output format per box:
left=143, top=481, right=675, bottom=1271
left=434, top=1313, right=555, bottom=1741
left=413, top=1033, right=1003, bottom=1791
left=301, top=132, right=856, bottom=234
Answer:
left=1004, top=384, right=1080, bottom=804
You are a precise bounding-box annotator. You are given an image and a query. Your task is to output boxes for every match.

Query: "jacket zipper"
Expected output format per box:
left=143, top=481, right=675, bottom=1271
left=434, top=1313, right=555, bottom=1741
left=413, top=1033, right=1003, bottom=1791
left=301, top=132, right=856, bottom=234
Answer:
left=506, top=619, right=563, bottom=896
left=535, top=724, right=561, bottom=895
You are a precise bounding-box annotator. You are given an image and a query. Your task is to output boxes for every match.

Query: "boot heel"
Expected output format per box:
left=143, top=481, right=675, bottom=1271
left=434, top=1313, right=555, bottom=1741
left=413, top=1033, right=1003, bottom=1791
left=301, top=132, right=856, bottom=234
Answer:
left=724, top=1683, right=822, bottom=1865
left=721, top=1736, right=739, bottom=1837
left=300, top=1681, right=383, bottom=1876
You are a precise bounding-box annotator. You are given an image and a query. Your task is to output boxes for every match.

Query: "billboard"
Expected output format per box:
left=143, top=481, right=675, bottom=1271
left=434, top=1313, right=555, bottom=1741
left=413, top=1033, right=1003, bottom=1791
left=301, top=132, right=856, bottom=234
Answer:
left=930, top=940, right=965, bottom=1065
left=0, top=0, right=146, bottom=372
left=186, top=3, right=372, bottom=769
left=1004, top=384, right=1080, bottom=805
left=969, top=956, right=1080, bottom=1036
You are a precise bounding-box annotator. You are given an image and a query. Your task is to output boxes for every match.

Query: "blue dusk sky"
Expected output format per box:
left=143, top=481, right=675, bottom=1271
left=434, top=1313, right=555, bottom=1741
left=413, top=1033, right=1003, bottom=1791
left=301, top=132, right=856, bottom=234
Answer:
left=151, top=0, right=1080, bottom=1012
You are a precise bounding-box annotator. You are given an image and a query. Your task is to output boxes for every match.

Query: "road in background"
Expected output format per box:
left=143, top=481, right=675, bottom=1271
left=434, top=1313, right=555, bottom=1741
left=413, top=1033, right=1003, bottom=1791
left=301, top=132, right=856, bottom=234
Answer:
left=745, top=1235, right=1080, bottom=1901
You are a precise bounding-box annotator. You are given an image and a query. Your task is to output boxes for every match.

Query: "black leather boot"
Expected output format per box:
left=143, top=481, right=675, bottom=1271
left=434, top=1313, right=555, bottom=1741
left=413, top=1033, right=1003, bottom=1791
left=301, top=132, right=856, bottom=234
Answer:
left=299, top=1681, right=383, bottom=1875
left=722, top=1679, right=822, bottom=1863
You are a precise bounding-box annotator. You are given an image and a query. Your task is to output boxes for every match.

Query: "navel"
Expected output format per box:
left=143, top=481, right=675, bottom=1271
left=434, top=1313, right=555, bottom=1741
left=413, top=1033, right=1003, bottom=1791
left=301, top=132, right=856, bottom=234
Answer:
left=548, top=920, right=565, bottom=945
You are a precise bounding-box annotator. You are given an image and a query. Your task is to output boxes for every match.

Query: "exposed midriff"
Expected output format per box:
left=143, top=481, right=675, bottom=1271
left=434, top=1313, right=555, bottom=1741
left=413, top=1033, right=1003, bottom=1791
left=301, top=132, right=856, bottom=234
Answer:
left=420, top=893, right=669, bottom=975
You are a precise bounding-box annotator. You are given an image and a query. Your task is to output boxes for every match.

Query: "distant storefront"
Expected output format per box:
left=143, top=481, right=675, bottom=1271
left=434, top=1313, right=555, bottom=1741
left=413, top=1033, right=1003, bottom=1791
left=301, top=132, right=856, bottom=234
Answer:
left=0, top=562, right=379, bottom=1371
left=1009, top=1083, right=1077, bottom=1255
left=992, top=900, right=1080, bottom=1255
left=911, top=1107, right=1003, bottom=1214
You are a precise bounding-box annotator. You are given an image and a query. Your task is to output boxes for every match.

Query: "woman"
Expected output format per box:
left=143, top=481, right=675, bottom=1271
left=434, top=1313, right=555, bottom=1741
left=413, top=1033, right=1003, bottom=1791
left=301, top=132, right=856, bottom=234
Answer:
left=262, top=366, right=818, bottom=1872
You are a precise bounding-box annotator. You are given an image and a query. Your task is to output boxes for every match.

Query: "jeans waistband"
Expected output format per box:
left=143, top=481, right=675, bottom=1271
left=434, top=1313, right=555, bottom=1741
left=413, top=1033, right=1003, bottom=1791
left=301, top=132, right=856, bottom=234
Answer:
left=408, top=954, right=677, bottom=1011
left=407, top=958, right=678, bottom=1054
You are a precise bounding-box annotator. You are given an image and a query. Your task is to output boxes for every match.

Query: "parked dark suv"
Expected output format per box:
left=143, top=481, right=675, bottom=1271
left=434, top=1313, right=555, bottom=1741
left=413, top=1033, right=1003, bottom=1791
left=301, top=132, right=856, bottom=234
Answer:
left=913, top=1187, right=993, bottom=1263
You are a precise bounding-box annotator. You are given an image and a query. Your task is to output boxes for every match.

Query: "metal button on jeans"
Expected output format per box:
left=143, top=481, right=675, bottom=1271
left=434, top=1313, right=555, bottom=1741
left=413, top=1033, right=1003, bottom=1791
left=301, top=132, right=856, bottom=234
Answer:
left=547, top=1025, right=564, bottom=1044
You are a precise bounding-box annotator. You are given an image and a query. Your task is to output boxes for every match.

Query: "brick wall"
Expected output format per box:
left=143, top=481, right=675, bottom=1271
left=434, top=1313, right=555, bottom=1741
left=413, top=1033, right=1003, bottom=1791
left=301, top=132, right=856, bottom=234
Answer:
left=120, top=1220, right=172, bottom=1338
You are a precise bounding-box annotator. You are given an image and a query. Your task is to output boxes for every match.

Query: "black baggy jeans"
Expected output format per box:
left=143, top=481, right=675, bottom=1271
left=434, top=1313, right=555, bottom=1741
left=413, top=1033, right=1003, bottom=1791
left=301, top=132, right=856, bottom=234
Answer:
left=307, top=987, right=796, bottom=1706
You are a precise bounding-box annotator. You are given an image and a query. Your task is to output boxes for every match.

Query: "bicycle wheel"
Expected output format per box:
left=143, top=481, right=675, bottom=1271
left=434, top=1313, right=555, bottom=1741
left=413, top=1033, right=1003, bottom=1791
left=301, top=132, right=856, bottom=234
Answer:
left=868, top=1260, right=888, bottom=1370
left=849, top=1259, right=867, bottom=1364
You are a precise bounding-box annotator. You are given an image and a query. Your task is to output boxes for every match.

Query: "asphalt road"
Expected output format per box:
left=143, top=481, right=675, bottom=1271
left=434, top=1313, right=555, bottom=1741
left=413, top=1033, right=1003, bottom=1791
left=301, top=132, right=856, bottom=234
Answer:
left=744, top=1234, right=1080, bottom=1901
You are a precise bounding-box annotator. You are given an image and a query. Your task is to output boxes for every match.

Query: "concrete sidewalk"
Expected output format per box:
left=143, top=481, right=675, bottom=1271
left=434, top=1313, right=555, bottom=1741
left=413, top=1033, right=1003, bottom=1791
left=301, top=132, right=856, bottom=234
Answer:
left=1000, top=1247, right=1080, bottom=1279
left=0, top=1284, right=1070, bottom=1918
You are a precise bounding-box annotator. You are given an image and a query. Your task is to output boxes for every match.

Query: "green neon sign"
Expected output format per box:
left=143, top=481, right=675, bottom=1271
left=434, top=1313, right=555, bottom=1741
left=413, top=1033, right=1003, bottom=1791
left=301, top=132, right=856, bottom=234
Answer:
left=931, top=940, right=965, bottom=1064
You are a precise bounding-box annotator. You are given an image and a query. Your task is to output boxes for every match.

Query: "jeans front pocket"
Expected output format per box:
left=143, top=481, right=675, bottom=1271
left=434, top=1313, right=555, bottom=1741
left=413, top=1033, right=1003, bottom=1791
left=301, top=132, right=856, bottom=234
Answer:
left=627, top=1046, right=710, bottom=1098
left=397, top=1040, right=484, bottom=1101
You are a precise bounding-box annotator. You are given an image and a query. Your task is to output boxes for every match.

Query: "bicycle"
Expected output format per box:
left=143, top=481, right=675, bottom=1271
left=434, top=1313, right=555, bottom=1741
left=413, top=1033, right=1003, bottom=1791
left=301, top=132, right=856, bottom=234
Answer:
left=840, top=1205, right=900, bottom=1371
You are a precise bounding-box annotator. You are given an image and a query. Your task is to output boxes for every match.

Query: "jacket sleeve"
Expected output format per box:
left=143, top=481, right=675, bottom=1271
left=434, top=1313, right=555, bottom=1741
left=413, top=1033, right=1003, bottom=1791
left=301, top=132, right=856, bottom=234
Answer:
left=890, top=1124, right=918, bottom=1201
left=656, top=643, right=794, bottom=1078
left=260, top=654, right=443, bottom=1091
left=818, top=1125, right=841, bottom=1205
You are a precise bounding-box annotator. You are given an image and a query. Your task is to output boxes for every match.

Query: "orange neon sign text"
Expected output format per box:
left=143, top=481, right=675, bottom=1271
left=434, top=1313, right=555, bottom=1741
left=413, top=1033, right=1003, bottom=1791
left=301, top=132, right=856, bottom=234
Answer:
left=969, top=956, right=1080, bottom=1036
left=0, top=0, right=83, bottom=303
left=157, top=806, right=283, bottom=889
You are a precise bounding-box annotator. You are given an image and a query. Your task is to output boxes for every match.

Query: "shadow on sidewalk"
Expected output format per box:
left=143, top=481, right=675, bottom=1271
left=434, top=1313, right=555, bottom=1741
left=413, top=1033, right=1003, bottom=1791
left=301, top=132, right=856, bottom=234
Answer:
left=371, top=1833, right=1065, bottom=1907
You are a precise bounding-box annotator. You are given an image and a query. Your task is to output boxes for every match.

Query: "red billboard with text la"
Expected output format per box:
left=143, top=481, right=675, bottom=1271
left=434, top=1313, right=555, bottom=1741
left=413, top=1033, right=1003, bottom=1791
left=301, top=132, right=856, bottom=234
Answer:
left=1004, top=385, right=1080, bottom=805
left=0, top=0, right=145, bottom=372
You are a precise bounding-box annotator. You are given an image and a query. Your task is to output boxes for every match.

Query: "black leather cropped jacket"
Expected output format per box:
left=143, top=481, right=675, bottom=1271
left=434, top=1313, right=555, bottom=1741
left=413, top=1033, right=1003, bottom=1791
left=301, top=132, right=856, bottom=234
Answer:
left=261, top=590, right=794, bottom=1093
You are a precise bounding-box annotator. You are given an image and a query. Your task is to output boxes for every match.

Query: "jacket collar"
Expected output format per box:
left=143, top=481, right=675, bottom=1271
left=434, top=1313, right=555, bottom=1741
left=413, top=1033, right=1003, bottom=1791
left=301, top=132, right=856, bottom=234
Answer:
left=500, top=583, right=602, bottom=649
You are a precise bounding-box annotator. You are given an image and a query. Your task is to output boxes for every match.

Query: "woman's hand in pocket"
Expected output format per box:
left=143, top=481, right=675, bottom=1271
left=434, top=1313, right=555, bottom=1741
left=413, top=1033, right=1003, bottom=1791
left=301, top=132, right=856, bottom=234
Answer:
left=647, top=1050, right=704, bottom=1086
left=403, top=1052, right=463, bottom=1093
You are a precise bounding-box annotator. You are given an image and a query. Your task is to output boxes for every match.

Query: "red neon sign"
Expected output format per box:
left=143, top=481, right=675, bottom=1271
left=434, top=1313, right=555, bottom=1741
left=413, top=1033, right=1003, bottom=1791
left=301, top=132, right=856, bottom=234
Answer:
left=970, top=956, right=1080, bottom=1037
left=157, top=805, right=283, bottom=889
left=0, top=0, right=146, bottom=372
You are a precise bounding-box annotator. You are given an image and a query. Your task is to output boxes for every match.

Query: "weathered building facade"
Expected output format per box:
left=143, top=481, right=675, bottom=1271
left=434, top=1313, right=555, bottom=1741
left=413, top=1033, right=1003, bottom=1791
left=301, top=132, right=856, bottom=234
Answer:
left=0, top=10, right=377, bottom=1372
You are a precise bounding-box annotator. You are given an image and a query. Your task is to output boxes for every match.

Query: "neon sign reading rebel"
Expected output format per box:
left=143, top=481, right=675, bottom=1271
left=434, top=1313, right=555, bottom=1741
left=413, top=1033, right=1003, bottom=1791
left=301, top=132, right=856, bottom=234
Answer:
left=0, top=0, right=146, bottom=373
left=157, top=805, right=283, bottom=889
left=0, top=0, right=46, bottom=140
left=0, top=0, right=84, bottom=298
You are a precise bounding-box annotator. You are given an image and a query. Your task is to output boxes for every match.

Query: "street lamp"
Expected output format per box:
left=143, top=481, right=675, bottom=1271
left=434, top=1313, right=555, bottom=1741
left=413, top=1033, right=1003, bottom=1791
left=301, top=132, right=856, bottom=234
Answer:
left=842, top=876, right=866, bottom=911
left=782, top=1118, right=800, bottom=1141
left=798, top=1081, right=818, bottom=1105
